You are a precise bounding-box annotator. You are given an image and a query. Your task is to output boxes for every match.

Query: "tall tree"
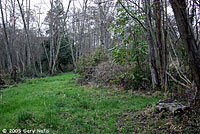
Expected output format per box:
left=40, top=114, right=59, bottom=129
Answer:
left=144, top=0, right=160, bottom=89
left=0, top=0, right=13, bottom=72
left=51, top=0, right=72, bottom=74
left=17, top=0, right=31, bottom=68
left=45, top=0, right=72, bottom=74
left=154, top=0, right=166, bottom=89
left=169, top=0, right=200, bottom=102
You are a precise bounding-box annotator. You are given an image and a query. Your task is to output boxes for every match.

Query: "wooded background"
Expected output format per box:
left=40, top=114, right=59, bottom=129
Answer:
left=0, top=0, right=200, bottom=101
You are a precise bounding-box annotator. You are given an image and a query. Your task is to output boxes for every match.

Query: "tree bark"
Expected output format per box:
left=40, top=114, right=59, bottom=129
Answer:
left=51, top=0, right=72, bottom=74
left=17, top=0, right=31, bottom=68
left=71, top=4, right=77, bottom=68
left=154, top=0, right=165, bottom=89
left=49, top=0, right=54, bottom=73
left=10, top=0, right=21, bottom=71
left=169, top=0, right=200, bottom=100
left=144, top=0, right=160, bottom=89
left=0, top=0, right=13, bottom=72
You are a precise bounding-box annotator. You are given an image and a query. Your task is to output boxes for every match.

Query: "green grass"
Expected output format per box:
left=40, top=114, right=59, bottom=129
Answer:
left=0, top=73, right=160, bottom=133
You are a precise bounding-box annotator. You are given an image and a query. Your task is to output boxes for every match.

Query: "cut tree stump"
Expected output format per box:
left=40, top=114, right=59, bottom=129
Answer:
left=156, top=99, right=190, bottom=115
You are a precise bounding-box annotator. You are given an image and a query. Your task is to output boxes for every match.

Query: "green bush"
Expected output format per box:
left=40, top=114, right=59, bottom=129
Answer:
left=116, top=67, right=151, bottom=90
left=109, top=43, right=148, bottom=65
left=76, top=45, right=108, bottom=74
left=109, top=44, right=151, bottom=90
left=77, top=61, right=150, bottom=90
left=76, top=44, right=151, bottom=90
left=91, top=62, right=130, bottom=86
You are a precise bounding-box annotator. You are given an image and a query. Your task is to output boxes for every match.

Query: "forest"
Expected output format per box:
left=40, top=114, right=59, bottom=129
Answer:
left=0, top=0, right=200, bottom=133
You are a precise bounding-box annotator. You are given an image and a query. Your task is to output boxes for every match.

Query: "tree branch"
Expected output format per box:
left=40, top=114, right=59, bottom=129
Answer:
left=166, top=71, right=190, bottom=89
left=128, top=0, right=144, bottom=12
left=117, top=0, right=147, bottom=31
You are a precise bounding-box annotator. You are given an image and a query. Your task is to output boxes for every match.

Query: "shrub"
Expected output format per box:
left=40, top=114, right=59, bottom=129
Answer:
left=91, top=62, right=130, bottom=86
left=77, top=61, right=134, bottom=89
left=117, top=67, right=151, bottom=90
left=90, top=62, right=150, bottom=90
left=77, top=60, right=151, bottom=90
left=76, top=45, right=151, bottom=90
left=76, top=45, right=108, bottom=74
left=109, top=43, right=148, bottom=65
left=109, top=44, right=151, bottom=90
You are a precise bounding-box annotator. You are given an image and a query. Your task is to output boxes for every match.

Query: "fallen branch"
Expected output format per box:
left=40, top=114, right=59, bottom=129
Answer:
left=0, top=84, right=18, bottom=90
left=156, top=99, right=190, bottom=115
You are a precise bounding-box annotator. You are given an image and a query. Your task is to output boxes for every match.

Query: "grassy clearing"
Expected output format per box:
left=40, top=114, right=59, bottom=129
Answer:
left=0, top=73, right=160, bottom=133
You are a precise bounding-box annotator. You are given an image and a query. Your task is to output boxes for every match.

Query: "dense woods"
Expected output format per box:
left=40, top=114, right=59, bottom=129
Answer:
left=0, top=0, right=200, bottom=102
left=0, top=0, right=200, bottom=133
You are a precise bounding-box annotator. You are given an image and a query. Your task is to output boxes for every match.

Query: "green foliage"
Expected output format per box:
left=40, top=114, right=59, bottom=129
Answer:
left=109, top=43, right=150, bottom=90
left=76, top=45, right=108, bottom=74
left=109, top=46, right=130, bottom=64
left=108, top=5, right=145, bottom=46
left=109, top=42, right=148, bottom=65
left=112, top=66, right=150, bottom=90
left=108, top=4, right=150, bottom=90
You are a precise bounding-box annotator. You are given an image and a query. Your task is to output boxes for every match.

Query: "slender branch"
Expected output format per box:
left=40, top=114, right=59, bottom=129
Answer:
left=117, top=0, right=147, bottom=31
left=169, top=52, right=191, bottom=85
left=169, top=31, right=191, bottom=85
left=63, top=0, right=72, bottom=22
left=128, top=0, right=144, bottom=12
left=166, top=71, right=190, bottom=89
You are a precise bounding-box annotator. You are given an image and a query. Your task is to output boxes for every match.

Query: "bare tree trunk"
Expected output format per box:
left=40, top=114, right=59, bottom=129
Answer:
left=98, top=0, right=104, bottom=48
left=169, top=0, right=200, bottom=101
left=26, top=0, right=30, bottom=33
left=71, top=1, right=77, bottom=67
left=0, top=0, right=13, bottom=72
left=144, top=0, right=160, bottom=89
left=79, top=0, right=88, bottom=55
left=70, top=42, right=76, bottom=68
left=36, top=4, right=43, bottom=74
left=10, top=0, right=20, bottom=71
left=39, top=56, right=43, bottom=74
left=154, top=0, right=166, bottom=89
left=163, top=0, right=169, bottom=91
left=71, top=5, right=76, bottom=67
left=51, top=34, right=62, bottom=74
left=51, top=0, right=72, bottom=74
left=17, top=0, right=31, bottom=68
left=49, top=0, right=54, bottom=73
